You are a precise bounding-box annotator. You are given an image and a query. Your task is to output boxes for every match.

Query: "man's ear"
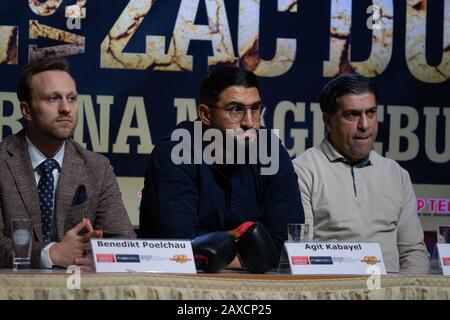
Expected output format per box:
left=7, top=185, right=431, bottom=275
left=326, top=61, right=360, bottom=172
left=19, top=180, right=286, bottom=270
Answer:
left=198, top=104, right=212, bottom=126
left=323, top=112, right=331, bottom=132
left=20, top=101, right=32, bottom=121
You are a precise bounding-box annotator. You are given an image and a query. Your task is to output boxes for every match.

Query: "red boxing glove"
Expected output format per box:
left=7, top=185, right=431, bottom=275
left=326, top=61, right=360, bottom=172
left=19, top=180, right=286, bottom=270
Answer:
left=230, top=221, right=256, bottom=240
left=191, top=231, right=237, bottom=273
left=232, top=221, right=279, bottom=273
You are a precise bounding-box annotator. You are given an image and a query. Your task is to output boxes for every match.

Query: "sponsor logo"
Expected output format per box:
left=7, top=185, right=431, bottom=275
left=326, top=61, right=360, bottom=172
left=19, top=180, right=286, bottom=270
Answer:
left=291, top=256, right=309, bottom=265
left=443, top=257, right=450, bottom=266
left=170, top=254, right=192, bottom=264
left=139, top=255, right=168, bottom=262
left=309, top=256, right=333, bottom=265
left=96, top=254, right=115, bottom=263
left=332, top=256, right=360, bottom=264
left=361, top=256, right=381, bottom=265
left=115, top=254, right=140, bottom=263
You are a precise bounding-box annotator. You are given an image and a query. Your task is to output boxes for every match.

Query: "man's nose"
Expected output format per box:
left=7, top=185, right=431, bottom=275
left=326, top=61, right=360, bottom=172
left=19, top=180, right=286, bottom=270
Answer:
left=358, top=114, right=369, bottom=131
left=59, top=98, right=71, bottom=114
left=240, top=108, right=255, bottom=129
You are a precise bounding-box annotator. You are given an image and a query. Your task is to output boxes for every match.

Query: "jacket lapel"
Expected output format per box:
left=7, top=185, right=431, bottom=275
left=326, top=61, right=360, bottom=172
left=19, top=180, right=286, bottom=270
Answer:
left=54, top=140, right=83, bottom=240
left=4, top=132, right=43, bottom=241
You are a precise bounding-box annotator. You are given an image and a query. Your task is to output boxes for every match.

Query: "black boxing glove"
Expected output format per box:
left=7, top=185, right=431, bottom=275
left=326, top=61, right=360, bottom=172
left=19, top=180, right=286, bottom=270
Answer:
left=232, top=221, right=279, bottom=274
left=191, top=231, right=237, bottom=273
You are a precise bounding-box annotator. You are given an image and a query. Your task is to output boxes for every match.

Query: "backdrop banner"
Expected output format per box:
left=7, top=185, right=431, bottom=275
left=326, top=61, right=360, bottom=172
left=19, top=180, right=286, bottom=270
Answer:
left=1, top=1, right=449, bottom=223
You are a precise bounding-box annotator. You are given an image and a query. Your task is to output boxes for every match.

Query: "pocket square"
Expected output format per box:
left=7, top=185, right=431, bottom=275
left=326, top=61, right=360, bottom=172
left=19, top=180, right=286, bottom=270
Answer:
left=71, top=184, right=87, bottom=206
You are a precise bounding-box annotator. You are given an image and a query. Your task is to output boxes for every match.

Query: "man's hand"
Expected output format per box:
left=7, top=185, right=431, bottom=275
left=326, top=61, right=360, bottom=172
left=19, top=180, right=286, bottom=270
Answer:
left=227, top=256, right=242, bottom=269
left=49, top=218, right=103, bottom=268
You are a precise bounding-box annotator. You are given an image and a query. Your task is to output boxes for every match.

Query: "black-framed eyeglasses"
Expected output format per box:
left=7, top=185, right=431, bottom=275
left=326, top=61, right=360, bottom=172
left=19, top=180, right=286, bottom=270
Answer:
left=208, top=102, right=264, bottom=122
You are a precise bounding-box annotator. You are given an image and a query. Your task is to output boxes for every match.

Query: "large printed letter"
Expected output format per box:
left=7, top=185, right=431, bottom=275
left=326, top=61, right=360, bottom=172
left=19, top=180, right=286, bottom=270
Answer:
left=174, top=98, right=198, bottom=124
left=0, top=92, right=22, bottom=140
left=74, top=95, right=112, bottom=153
left=28, top=20, right=85, bottom=60
left=100, top=0, right=168, bottom=69
left=156, top=0, right=236, bottom=71
left=29, top=0, right=63, bottom=16
left=66, top=0, right=87, bottom=19
left=405, top=0, right=450, bottom=83
left=424, top=107, right=450, bottom=163
left=323, top=0, right=393, bottom=77
left=0, top=26, right=18, bottom=64
left=113, top=97, right=153, bottom=154
left=385, top=106, right=419, bottom=161
left=238, top=0, right=297, bottom=77
left=273, top=101, right=308, bottom=157
left=310, top=103, right=325, bottom=147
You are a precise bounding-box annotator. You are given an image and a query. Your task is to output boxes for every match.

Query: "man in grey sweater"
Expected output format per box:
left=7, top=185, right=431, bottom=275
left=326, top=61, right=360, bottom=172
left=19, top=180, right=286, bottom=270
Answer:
left=293, top=74, right=429, bottom=274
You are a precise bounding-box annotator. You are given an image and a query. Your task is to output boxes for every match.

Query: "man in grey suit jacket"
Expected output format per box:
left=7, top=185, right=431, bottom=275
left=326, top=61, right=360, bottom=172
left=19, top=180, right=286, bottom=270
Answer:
left=0, top=58, right=135, bottom=269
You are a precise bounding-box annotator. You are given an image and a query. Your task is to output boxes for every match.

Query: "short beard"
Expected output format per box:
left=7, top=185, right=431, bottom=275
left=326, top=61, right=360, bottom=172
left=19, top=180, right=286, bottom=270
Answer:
left=35, top=121, right=75, bottom=141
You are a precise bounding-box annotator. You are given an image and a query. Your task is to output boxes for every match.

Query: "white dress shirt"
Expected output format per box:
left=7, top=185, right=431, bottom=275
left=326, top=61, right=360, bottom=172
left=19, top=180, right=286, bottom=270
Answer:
left=26, top=135, right=64, bottom=268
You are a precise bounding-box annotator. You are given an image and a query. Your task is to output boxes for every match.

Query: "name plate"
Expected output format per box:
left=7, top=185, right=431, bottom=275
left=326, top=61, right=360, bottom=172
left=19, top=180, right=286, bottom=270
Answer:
left=91, top=239, right=196, bottom=274
left=284, top=242, right=387, bottom=275
left=437, top=244, right=450, bottom=275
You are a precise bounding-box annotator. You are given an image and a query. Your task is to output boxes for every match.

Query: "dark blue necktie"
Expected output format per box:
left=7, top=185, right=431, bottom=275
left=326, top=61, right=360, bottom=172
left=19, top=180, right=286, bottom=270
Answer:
left=38, top=159, right=59, bottom=242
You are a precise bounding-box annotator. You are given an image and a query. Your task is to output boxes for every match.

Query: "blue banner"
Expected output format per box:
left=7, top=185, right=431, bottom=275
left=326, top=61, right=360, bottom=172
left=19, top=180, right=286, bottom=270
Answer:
left=1, top=0, right=449, bottom=188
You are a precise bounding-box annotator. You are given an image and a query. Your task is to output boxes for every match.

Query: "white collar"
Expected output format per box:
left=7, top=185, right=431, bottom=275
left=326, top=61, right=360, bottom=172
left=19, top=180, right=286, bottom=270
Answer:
left=25, top=135, right=65, bottom=171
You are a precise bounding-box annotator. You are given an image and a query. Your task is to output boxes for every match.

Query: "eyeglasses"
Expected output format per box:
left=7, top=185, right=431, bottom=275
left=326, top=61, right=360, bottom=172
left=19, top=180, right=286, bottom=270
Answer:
left=208, top=102, right=263, bottom=122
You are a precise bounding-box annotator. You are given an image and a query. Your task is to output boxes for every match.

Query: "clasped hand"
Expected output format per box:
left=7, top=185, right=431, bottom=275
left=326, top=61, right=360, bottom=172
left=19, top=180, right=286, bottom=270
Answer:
left=49, top=218, right=103, bottom=268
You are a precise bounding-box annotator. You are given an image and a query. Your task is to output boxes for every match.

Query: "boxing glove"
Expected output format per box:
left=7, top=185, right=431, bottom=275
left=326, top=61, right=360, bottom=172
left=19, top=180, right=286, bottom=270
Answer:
left=191, top=231, right=237, bottom=273
left=232, top=221, right=279, bottom=274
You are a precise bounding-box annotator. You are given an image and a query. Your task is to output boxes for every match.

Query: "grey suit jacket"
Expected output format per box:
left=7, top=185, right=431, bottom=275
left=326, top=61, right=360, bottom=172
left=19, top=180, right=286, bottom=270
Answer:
left=0, top=130, right=136, bottom=268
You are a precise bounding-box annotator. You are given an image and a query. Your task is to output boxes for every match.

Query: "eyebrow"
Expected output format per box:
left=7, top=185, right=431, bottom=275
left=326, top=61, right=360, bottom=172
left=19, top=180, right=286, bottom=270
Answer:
left=42, top=90, right=78, bottom=96
left=343, top=105, right=377, bottom=112
left=223, top=100, right=262, bottom=108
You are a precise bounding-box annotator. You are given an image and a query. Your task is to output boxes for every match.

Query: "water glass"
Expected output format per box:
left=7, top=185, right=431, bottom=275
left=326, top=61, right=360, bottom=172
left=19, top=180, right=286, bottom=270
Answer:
left=11, top=218, right=32, bottom=270
left=287, top=223, right=310, bottom=242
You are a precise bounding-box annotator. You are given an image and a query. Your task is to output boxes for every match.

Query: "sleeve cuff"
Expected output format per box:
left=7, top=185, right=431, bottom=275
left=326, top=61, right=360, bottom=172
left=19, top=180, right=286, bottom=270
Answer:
left=40, top=242, right=56, bottom=268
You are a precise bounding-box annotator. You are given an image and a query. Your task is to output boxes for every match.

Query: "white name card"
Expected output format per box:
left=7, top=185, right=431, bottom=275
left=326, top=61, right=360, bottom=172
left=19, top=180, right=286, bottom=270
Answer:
left=284, top=242, right=387, bottom=275
left=437, top=244, right=450, bottom=276
left=91, top=239, right=197, bottom=274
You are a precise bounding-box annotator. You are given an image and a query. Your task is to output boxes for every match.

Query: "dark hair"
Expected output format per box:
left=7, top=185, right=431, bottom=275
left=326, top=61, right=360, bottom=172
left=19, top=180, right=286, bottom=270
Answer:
left=319, top=74, right=379, bottom=115
left=16, top=57, right=72, bottom=103
left=199, top=67, right=261, bottom=106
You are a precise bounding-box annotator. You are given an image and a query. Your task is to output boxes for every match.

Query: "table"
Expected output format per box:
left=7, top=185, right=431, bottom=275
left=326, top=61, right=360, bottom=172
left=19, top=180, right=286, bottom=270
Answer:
left=0, top=270, right=449, bottom=299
